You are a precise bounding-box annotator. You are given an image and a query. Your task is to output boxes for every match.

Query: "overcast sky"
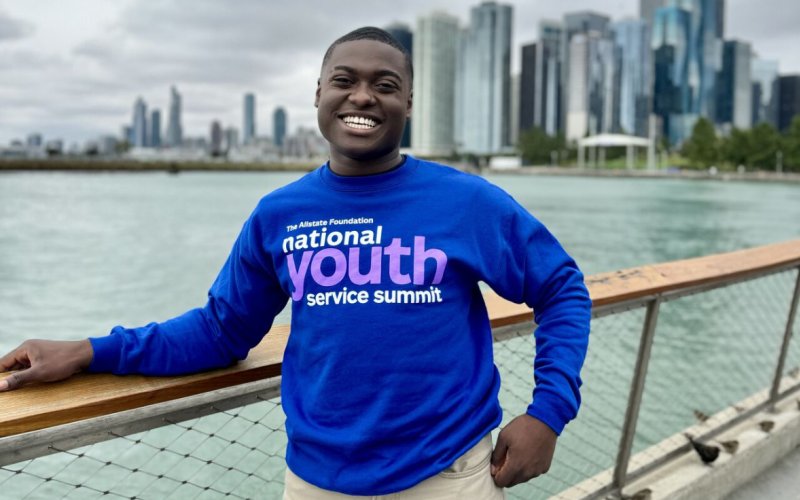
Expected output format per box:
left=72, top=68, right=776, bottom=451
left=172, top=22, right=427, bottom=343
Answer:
left=1, top=0, right=798, bottom=146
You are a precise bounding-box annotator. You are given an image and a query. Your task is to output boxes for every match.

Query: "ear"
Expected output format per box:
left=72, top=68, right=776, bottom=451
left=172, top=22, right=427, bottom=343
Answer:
left=314, top=79, right=321, bottom=108
left=406, top=90, right=413, bottom=118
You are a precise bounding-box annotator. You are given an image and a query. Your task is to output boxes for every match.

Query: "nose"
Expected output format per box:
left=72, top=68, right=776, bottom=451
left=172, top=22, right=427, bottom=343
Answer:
left=348, top=83, right=375, bottom=107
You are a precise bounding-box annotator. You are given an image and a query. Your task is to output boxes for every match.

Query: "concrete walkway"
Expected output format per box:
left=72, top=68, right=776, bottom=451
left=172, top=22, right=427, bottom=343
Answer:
left=726, top=444, right=800, bottom=499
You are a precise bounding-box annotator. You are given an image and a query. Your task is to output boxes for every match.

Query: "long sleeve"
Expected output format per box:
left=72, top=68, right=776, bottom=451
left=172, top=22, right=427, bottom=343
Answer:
left=88, top=204, right=289, bottom=375
left=478, top=190, right=591, bottom=435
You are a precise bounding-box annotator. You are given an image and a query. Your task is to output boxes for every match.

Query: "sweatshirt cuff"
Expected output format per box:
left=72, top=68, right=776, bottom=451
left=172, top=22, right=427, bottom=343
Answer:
left=87, top=330, right=124, bottom=373
left=526, top=393, right=574, bottom=436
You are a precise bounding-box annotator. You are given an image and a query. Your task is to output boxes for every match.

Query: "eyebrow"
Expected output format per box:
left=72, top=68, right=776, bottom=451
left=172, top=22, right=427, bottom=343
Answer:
left=332, top=65, right=404, bottom=82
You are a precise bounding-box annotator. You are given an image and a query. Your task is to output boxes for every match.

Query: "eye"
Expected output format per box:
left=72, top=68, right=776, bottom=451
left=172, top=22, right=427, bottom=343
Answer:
left=376, top=81, right=399, bottom=92
left=331, top=76, right=353, bottom=86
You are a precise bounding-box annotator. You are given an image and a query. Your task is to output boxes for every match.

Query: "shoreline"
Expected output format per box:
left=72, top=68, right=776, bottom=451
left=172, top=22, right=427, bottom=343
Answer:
left=2, top=158, right=799, bottom=184
left=484, top=165, right=800, bottom=184
left=0, top=158, right=320, bottom=173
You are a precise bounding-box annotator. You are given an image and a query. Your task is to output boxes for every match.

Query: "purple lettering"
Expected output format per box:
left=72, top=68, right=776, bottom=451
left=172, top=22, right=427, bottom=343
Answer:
left=413, top=236, right=448, bottom=285
left=287, top=251, right=313, bottom=301
left=348, top=247, right=382, bottom=285
left=310, top=248, right=347, bottom=286
left=385, top=238, right=411, bottom=285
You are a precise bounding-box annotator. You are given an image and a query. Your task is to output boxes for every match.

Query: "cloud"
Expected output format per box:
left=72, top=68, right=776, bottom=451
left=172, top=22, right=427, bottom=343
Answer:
left=0, top=9, right=34, bottom=42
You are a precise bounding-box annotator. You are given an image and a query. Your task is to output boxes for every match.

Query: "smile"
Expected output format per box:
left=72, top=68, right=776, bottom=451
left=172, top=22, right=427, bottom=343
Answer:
left=341, top=115, right=378, bottom=130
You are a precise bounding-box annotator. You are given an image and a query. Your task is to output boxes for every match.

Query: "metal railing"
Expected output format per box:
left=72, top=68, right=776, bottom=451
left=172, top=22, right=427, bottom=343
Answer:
left=1, top=241, right=799, bottom=499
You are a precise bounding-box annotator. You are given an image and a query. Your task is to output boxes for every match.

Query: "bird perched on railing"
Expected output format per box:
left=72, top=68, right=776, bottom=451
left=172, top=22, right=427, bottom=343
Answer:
left=685, top=433, right=720, bottom=464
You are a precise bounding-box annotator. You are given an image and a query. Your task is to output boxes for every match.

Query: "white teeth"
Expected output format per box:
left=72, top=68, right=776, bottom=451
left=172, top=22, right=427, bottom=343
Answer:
left=342, top=116, right=377, bottom=129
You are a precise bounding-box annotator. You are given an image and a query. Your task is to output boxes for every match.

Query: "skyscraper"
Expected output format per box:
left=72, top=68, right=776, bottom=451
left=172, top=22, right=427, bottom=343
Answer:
left=560, top=11, right=610, bottom=134
left=652, top=5, right=694, bottom=145
left=519, top=21, right=563, bottom=136
left=751, top=59, right=780, bottom=128
left=273, top=107, right=287, bottom=147
left=611, top=18, right=651, bottom=137
left=412, top=11, right=459, bottom=156
left=166, top=86, right=183, bottom=147
left=150, top=109, right=161, bottom=148
left=243, top=93, right=256, bottom=145
left=778, top=75, right=800, bottom=132
left=640, top=0, right=668, bottom=26
left=566, top=32, right=615, bottom=141
left=385, top=22, right=414, bottom=148
left=717, top=39, right=752, bottom=129
left=223, top=126, right=239, bottom=151
left=210, top=120, right=223, bottom=156
left=456, top=1, right=513, bottom=154
left=132, top=97, right=148, bottom=148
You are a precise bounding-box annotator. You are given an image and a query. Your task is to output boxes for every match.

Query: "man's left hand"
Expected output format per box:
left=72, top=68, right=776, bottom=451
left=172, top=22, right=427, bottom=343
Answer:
left=490, top=414, right=557, bottom=488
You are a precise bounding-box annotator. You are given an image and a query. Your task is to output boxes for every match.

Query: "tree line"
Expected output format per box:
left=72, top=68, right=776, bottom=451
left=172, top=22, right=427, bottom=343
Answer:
left=682, top=116, right=800, bottom=172
left=516, top=115, right=800, bottom=173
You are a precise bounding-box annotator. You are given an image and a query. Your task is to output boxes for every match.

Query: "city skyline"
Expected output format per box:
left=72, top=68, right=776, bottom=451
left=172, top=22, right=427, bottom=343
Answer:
left=1, top=0, right=799, bottom=145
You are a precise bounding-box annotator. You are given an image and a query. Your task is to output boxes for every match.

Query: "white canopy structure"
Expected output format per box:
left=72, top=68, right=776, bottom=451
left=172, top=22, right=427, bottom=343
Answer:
left=577, top=133, right=656, bottom=170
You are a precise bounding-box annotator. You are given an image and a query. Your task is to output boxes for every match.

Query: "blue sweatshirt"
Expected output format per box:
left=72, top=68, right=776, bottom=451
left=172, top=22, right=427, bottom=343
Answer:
left=89, top=156, right=591, bottom=495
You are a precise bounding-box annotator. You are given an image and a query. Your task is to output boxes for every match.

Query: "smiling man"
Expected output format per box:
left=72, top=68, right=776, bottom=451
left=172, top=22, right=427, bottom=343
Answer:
left=0, top=27, right=591, bottom=499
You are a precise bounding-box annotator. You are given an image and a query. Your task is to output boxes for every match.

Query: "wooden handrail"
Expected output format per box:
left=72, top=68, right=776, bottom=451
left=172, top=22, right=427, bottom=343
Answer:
left=2, top=240, right=799, bottom=438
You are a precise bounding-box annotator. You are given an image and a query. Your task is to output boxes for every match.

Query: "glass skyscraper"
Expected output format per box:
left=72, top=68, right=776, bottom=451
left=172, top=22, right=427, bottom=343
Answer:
left=385, top=22, right=413, bottom=148
left=412, top=11, right=459, bottom=156
left=561, top=11, right=610, bottom=137
left=149, top=109, right=161, bottom=148
left=717, top=39, right=752, bottom=129
left=132, top=97, right=147, bottom=148
left=519, top=21, right=562, bottom=137
left=751, top=58, right=780, bottom=128
left=166, top=86, right=182, bottom=147
left=652, top=5, right=694, bottom=145
left=243, top=93, right=256, bottom=145
left=612, top=18, right=651, bottom=137
left=273, top=107, right=287, bottom=148
left=456, top=1, right=513, bottom=154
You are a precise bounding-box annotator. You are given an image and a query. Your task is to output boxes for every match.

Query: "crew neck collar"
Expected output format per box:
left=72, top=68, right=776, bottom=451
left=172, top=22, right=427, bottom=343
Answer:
left=318, top=155, right=418, bottom=192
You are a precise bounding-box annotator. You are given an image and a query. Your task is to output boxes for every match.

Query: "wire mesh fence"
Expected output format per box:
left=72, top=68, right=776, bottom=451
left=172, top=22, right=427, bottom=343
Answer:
left=1, top=268, right=798, bottom=499
left=629, top=269, right=798, bottom=474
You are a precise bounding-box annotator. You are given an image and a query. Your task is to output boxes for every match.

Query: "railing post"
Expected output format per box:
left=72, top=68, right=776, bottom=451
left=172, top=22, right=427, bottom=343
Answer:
left=612, top=297, right=662, bottom=493
left=768, top=268, right=800, bottom=411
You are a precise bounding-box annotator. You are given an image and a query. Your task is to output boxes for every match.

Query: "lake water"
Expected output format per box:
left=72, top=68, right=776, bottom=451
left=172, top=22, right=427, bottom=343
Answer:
left=1, top=170, right=797, bottom=353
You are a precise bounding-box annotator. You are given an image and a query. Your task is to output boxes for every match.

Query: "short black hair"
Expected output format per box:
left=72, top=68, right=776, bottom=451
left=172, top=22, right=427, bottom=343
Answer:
left=321, top=26, right=413, bottom=82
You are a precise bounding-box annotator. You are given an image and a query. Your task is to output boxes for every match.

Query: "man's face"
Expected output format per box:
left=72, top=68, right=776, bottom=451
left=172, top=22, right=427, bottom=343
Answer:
left=316, top=40, right=412, bottom=170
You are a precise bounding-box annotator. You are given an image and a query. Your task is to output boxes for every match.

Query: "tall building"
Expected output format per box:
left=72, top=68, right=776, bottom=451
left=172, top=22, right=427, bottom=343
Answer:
left=751, top=58, right=779, bottom=127
left=519, top=21, right=563, bottom=136
left=611, top=18, right=651, bottom=137
left=456, top=1, right=513, bottom=154
left=652, top=5, right=695, bottom=145
left=132, top=97, right=148, bottom=148
left=26, top=133, right=42, bottom=148
left=778, top=75, right=800, bottom=132
left=223, top=126, right=239, bottom=151
left=210, top=120, right=223, bottom=156
left=644, top=1, right=725, bottom=133
left=640, top=0, right=668, bottom=27
left=509, top=73, right=520, bottom=145
left=385, top=22, right=413, bottom=148
left=566, top=32, right=615, bottom=141
left=150, top=109, right=161, bottom=148
left=166, top=86, right=183, bottom=147
left=717, top=39, right=752, bottom=129
left=412, top=11, right=459, bottom=156
left=273, top=107, right=287, bottom=147
left=560, top=11, right=610, bottom=136
left=243, top=93, right=256, bottom=145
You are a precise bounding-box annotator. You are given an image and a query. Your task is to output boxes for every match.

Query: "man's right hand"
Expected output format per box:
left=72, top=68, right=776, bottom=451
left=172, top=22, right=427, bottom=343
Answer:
left=0, top=339, right=93, bottom=391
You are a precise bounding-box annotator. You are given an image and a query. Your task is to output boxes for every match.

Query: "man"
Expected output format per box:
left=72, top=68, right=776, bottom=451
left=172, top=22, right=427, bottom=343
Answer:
left=0, top=27, right=591, bottom=499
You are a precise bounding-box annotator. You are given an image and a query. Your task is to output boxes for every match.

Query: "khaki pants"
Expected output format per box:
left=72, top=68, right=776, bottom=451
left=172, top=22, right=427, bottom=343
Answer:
left=283, top=435, right=505, bottom=500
